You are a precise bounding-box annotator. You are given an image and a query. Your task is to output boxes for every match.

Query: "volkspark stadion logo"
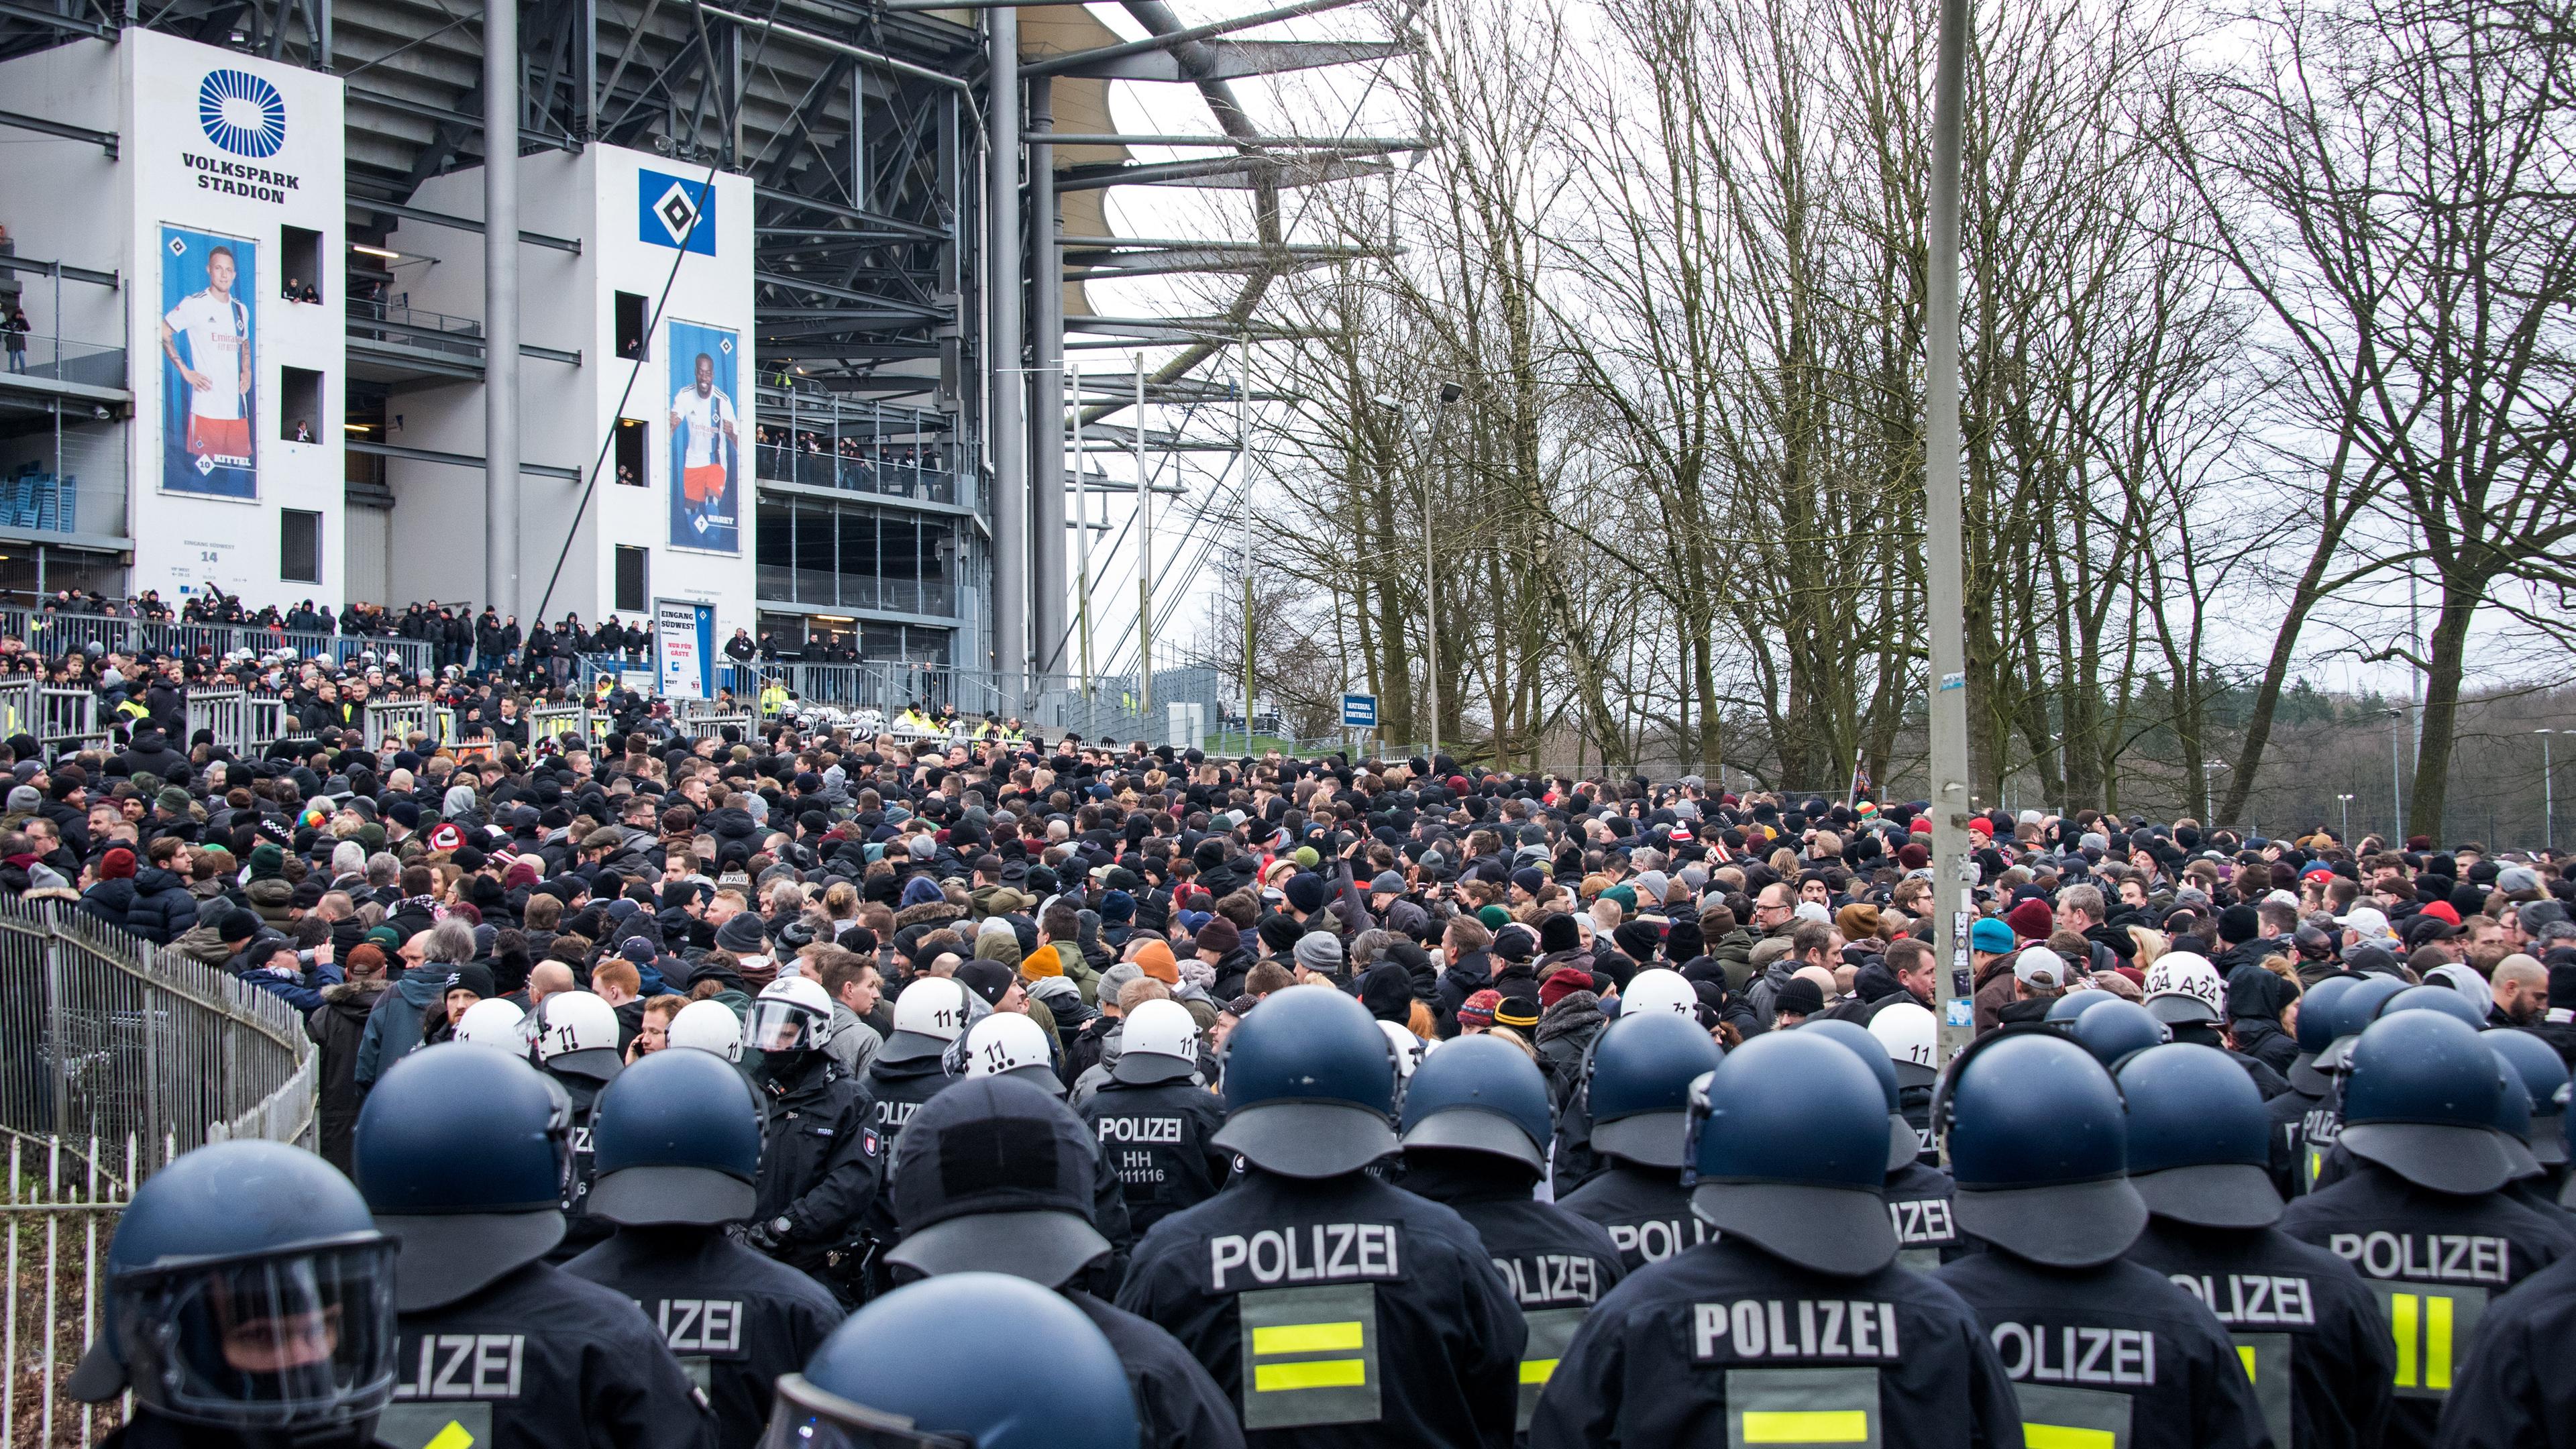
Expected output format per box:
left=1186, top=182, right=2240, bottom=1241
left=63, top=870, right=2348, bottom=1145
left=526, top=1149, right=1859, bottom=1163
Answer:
left=186, top=68, right=303, bottom=203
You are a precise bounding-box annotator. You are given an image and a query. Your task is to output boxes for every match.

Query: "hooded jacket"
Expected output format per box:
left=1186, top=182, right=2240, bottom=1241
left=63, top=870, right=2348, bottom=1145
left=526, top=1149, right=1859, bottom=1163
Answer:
left=305, top=977, right=388, bottom=1172
left=355, top=964, right=449, bottom=1086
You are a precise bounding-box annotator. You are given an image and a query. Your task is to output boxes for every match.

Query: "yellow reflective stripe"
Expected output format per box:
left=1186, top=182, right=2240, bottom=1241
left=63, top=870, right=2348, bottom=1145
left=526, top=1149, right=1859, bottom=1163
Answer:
left=1740, top=1409, right=1870, bottom=1444
left=2239, top=1344, right=2258, bottom=1381
left=1519, top=1358, right=1558, bottom=1386
left=2392, top=1292, right=2420, bottom=1388
left=1253, top=1359, right=1367, bottom=1392
left=2426, top=1294, right=2453, bottom=1391
left=2023, top=1427, right=2116, bottom=1449
left=425, top=1425, right=477, bottom=1449
left=1251, top=1322, right=1364, bottom=1355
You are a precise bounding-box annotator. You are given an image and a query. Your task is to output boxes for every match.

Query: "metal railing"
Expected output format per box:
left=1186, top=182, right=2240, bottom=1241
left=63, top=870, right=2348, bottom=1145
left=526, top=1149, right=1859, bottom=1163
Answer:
left=0, top=608, right=436, bottom=675
left=0, top=252, right=128, bottom=394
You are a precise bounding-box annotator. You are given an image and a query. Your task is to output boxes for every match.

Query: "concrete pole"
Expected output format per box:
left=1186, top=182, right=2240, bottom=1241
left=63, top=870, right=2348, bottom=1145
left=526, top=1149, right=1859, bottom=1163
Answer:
left=1924, top=0, right=1974, bottom=1064
left=1027, top=76, right=1068, bottom=684
left=1135, top=354, right=1151, bottom=716
left=484, top=0, right=521, bottom=620
left=1072, top=361, right=1093, bottom=699
left=986, top=6, right=1027, bottom=697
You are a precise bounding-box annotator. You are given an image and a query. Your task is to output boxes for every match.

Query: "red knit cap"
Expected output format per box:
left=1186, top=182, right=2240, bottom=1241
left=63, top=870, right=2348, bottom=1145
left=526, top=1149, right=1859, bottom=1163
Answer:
left=1538, top=965, right=1592, bottom=1010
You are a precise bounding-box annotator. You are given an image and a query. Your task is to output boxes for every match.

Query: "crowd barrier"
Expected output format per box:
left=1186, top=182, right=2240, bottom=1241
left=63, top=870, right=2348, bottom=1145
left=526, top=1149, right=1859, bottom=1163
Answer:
left=0, top=608, right=436, bottom=675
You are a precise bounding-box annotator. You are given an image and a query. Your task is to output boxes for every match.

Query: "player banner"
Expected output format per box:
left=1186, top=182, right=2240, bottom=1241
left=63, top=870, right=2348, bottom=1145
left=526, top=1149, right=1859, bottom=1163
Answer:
left=667, top=319, right=741, bottom=553
left=159, top=224, right=258, bottom=499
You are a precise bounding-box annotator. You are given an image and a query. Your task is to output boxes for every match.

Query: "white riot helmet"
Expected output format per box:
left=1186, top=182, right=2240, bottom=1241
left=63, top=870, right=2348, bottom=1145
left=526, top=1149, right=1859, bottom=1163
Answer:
left=537, top=990, right=623, bottom=1081
left=455, top=998, right=530, bottom=1053
left=1379, top=1020, right=1428, bottom=1081
left=1867, top=1000, right=1941, bottom=1089
left=1619, top=968, right=1699, bottom=1022
left=883, top=976, right=974, bottom=1064
left=2143, top=951, right=2228, bottom=1029
left=959, top=1013, right=1059, bottom=1094
left=746, top=975, right=837, bottom=1055
left=1112, top=999, right=1202, bottom=1085
left=667, top=1000, right=746, bottom=1063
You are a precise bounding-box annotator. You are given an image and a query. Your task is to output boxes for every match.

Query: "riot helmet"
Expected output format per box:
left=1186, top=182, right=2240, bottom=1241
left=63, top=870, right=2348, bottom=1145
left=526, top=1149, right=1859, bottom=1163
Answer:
left=1399, top=1032, right=1554, bottom=1175
left=2118, top=1042, right=2281, bottom=1228
left=1585, top=1011, right=1725, bottom=1170
left=1684, top=1030, right=1898, bottom=1275
left=586, top=1046, right=766, bottom=1226
left=1210, top=985, right=1399, bottom=1178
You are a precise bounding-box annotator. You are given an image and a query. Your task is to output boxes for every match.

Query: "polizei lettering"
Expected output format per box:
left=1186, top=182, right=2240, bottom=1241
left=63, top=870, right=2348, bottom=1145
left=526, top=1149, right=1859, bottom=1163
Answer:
left=1609, top=1215, right=1713, bottom=1264
left=1494, top=1252, right=1604, bottom=1308
left=1988, top=1323, right=2158, bottom=1385
left=1690, top=1299, right=1900, bottom=1361
left=182, top=151, right=302, bottom=203
left=1209, top=1222, right=1399, bottom=1291
left=392, top=1334, right=525, bottom=1399
left=2164, top=1273, right=2318, bottom=1327
left=1095, top=1115, right=1184, bottom=1144
left=2325, top=1232, right=2510, bottom=1284
left=653, top=1298, right=745, bottom=1355
left=1888, top=1197, right=1955, bottom=1245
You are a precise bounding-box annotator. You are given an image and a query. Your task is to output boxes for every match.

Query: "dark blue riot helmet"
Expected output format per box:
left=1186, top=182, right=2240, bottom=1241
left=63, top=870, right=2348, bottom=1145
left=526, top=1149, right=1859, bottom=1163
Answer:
left=2312, top=973, right=2410, bottom=1074
left=1683, top=1030, right=1897, bottom=1275
left=353, top=1042, right=574, bottom=1311
left=2379, top=983, right=2488, bottom=1032
left=762, top=1272, right=1136, bottom=1449
left=586, top=1044, right=767, bottom=1227
left=2485, top=1027, right=2570, bottom=1169
left=1399, top=1032, right=1555, bottom=1175
left=1797, top=1018, right=1921, bottom=1172
left=1936, top=1028, right=2147, bottom=1267
left=1585, top=1011, right=1725, bottom=1170
left=2118, top=1042, right=2282, bottom=1228
left=885, top=1077, right=1112, bottom=1289
left=2045, top=987, right=2121, bottom=1023
left=65, top=1141, right=396, bottom=1436
left=1212, top=985, right=1399, bottom=1177
left=2068, top=998, right=2169, bottom=1069
left=2287, top=973, right=2361, bottom=1094
left=2337, top=1010, right=2514, bottom=1195
left=2490, top=1056, right=2543, bottom=1181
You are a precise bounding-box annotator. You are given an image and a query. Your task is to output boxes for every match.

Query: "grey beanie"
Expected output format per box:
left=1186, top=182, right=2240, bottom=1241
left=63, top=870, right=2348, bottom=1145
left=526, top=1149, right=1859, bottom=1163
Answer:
left=1293, top=932, right=1346, bottom=975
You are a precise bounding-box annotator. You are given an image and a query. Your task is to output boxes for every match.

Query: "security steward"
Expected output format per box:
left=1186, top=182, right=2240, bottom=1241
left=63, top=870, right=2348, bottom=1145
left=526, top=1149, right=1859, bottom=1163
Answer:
left=534, top=988, right=625, bottom=1263
left=563, top=1048, right=847, bottom=1449
left=2277, top=1010, right=2576, bottom=1449
left=352, top=1042, right=711, bottom=1449
left=741, top=975, right=881, bottom=1294
left=1116, top=984, right=1526, bottom=1448
left=1557, top=1012, right=1725, bottom=1272
left=2117, top=1041, right=2394, bottom=1449
left=2267, top=974, right=2360, bottom=1199
left=2428, top=1103, right=2576, bottom=1448
left=1079, top=998, right=1233, bottom=1233
left=68, top=1140, right=400, bottom=1449
left=1933, top=1029, right=2273, bottom=1449
left=1397, top=1033, right=1625, bottom=1433
left=763, top=1273, right=1137, bottom=1449
left=1529, top=1030, right=2025, bottom=1448
left=883, top=1075, right=1245, bottom=1449
left=1805, top=1019, right=1964, bottom=1270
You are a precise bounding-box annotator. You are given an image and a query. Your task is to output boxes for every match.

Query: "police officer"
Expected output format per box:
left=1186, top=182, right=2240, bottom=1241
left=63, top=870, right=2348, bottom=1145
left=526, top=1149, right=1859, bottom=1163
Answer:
left=1557, top=1012, right=1725, bottom=1271
left=1079, top=997, right=1231, bottom=1233
left=1116, top=984, right=1525, bottom=1448
left=68, top=1140, right=399, bottom=1449
left=2292, top=974, right=2410, bottom=1194
left=2144, top=953, right=2291, bottom=1099
left=1933, top=1029, right=2272, bottom=1449
left=763, top=1273, right=1136, bottom=1449
left=2117, top=1041, right=2394, bottom=1449
left=2267, top=974, right=2359, bottom=1199
left=954, top=1010, right=1134, bottom=1257
left=352, top=1043, right=710, bottom=1448
left=2483, top=1026, right=2569, bottom=1203
left=2280, top=1010, right=2576, bottom=1449
left=741, top=975, right=881, bottom=1290
left=1552, top=967, right=1701, bottom=1194
left=1397, top=1033, right=1624, bottom=1433
left=2428, top=1105, right=2576, bottom=1448
left=2308, top=986, right=2522, bottom=1191
left=562, top=1048, right=846, bottom=1449
left=1868, top=998, right=1942, bottom=1146
left=667, top=998, right=747, bottom=1062
left=1805, top=1018, right=1965, bottom=1270
left=534, top=989, right=624, bottom=1262
left=883, top=1075, right=1244, bottom=1449
left=857, top=975, right=972, bottom=1151
left=1529, top=1030, right=2025, bottom=1448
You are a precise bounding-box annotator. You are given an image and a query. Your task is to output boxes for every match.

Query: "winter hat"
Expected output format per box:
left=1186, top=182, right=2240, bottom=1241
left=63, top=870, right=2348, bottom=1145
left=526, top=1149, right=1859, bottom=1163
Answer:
left=2218, top=904, right=2262, bottom=945
left=955, top=958, right=1014, bottom=1006
left=1193, top=917, right=1241, bottom=956
left=1282, top=873, right=1327, bottom=914
left=1538, top=965, right=1593, bottom=1011
left=1493, top=995, right=1542, bottom=1030
left=1538, top=913, right=1582, bottom=955
left=1458, top=989, right=1501, bottom=1028
left=1020, top=949, right=1064, bottom=980
left=1256, top=915, right=1304, bottom=957
left=1969, top=916, right=2016, bottom=953
left=1291, top=932, right=1344, bottom=977
left=2002, top=898, right=2053, bottom=941
left=99, top=848, right=137, bottom=880
left=156, top=786, right=193, bottom=814
left=1360, top=963, right=1415, bottom=1023
left=442, top=963, right=498, bottom=1000
left=1132, top=940, right=1180, bottom=985
left=619, top=937, right=658, bottom=964
left=1099, top=890, right=1136, bottom=924
left=1774, top=975, right=1825, bottom=1017
left=714, top=913, right=767, bottom=953
left=247, top=843, right=286, bottom=881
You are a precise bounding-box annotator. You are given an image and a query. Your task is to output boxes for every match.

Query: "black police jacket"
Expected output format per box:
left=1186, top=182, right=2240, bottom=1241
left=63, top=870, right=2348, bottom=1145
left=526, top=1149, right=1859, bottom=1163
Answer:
left=1883, top=1159, right=1967, bottom=1270
left=1079, top=1075, right=1232, bottom=1233
left=2427, top=1250, right=2576, bottom=1448
left=2278, top=1159, right=2576, bottom=1449
left=1936, top=1250, right=2272, bottom=1449
left=1401, top=1156, right=1626, bottom=1434
left=1558, top=1160, right=1713, bottom=1273
left=566, top=1226, right=846, bottom=1449
left=382, top=1260, right=712, bottom=1449
left=1528, top=1234, right=2025, bottom=1449
left=1116, top=1165, right=1525, bottom=1449
left=102, top=1411, right=380, bottom=1449
left=2125, top=1216, right=2396, bottom=1449
left=1065, top=1287, right=1250, bottom=1449
left=2265, top=1080, right=2329, bottom=1199
left=850, top=1053, right=956, bottom=1246
left=753, top=1052, right=884, bottom=1258
left=545, top=1068, right=613, bottom=1266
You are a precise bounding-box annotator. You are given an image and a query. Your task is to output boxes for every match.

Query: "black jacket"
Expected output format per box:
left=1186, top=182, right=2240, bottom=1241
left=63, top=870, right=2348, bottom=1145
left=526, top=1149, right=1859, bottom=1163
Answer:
left=751, top=1050, right=883, bottom=1265
left=1079, top=1075, right=1232, bottom=1234
left=1558, top=1161, right=1710, bottom=1273
left=305, top=979, right=388, bottom=1174
left=1884, top=1159, right=1966, bottom=1271
left=1065, top=1287, right=1249, bottom=1449
left=2428, top=1250, right=2576, bottom=1448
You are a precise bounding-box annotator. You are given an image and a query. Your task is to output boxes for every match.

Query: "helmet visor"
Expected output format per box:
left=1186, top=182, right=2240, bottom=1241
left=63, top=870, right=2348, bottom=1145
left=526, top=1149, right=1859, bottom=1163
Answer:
left=746, top=999, right=823, bottom=1054
left=759, top=1373, right=975, bottom=1449
left=123, top=1240, right=398, bottom=1428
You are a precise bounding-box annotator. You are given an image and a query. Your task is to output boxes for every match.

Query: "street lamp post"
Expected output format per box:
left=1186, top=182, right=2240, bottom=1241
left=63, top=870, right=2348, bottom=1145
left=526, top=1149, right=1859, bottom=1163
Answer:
left=2387, top=708, right=2406, bottom=843
left=2539, top=729, right=2557, bottom=853
left=2203, top=760, right=2225, bottom=825
left=1371, top=384, right=1461, bottom=763
left=2337, top=793, right=2355, bottom=843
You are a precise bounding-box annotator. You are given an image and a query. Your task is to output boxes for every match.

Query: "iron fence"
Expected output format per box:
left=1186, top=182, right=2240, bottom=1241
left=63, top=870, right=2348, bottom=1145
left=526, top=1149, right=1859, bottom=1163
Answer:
left=0, top=609, right=434, bottom=676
